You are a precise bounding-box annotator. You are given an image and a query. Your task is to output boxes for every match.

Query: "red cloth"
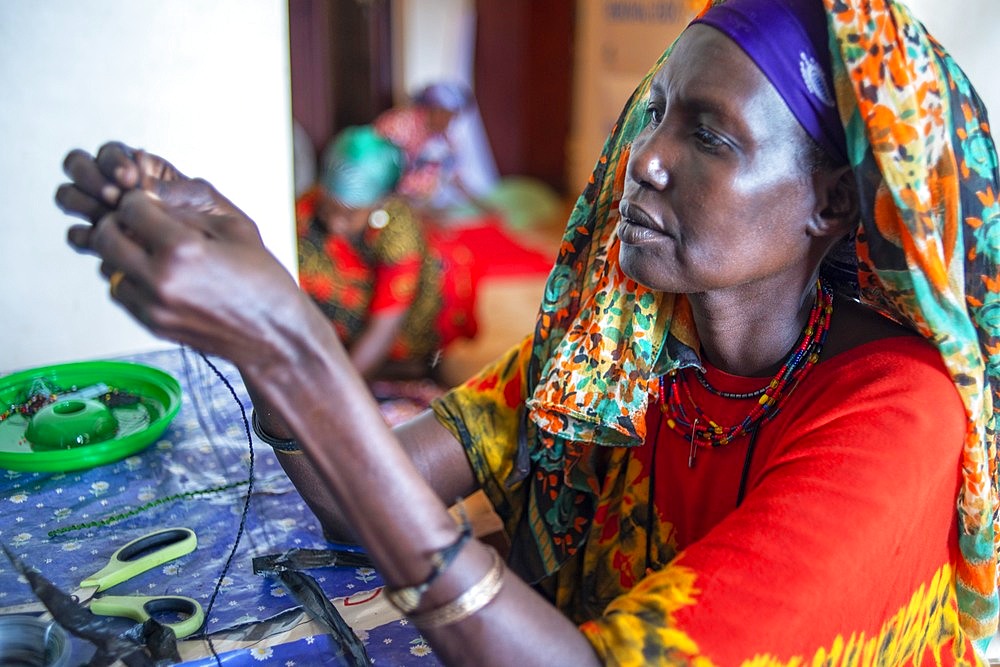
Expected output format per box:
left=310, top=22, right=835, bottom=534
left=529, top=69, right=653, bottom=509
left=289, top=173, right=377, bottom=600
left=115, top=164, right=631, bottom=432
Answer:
left=369, top=256, right=421, bottom=314
left=434, top=327, right=979, bottom=661
left=430, top=214, right=554, bottom=279
left=587, top=335, right=974, bottom=663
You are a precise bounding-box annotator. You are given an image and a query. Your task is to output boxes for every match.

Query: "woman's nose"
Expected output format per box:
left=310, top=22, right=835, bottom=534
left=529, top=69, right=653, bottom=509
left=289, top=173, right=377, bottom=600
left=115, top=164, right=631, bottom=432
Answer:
left=628, top=137, right=670, bottom=190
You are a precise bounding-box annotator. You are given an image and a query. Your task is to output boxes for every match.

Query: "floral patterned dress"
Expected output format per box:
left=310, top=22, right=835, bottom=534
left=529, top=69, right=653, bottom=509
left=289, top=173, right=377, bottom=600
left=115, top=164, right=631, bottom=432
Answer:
left=296, top=190, right=478, bottom=364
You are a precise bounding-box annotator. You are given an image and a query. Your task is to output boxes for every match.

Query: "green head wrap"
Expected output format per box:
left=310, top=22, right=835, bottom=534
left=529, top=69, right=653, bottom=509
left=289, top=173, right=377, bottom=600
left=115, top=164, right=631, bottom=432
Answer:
left=320, top=125, right=403, bottom=208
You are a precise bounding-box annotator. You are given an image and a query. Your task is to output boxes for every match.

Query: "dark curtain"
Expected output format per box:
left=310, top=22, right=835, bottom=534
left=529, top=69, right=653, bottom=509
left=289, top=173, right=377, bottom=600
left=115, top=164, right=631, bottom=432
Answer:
left=287, top=0, right=393, bottom=159
left=474, top=0, right=575, bottom=193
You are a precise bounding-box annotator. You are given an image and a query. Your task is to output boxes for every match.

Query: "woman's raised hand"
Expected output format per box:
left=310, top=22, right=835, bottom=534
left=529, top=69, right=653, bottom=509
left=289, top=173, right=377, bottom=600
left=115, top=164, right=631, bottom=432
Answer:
left=56, top=142, right=251, bottom=242
left=55, top=142, right=317, bottom=371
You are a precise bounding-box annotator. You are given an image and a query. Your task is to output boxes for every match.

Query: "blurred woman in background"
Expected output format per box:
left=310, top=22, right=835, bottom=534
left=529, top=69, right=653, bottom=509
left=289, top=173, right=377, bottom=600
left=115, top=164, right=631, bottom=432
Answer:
left=296, top=125, right=478, bottom=380
left=374, top=81, right=498, bottom=220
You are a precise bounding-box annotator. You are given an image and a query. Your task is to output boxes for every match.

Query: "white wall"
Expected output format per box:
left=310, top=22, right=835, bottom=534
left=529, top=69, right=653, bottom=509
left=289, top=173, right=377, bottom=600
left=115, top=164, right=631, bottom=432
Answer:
left=393, top=0, right=475, bottom=100
left=1, top=0, right=296, bottom=371
left=904, top=1, right=999, bottom=119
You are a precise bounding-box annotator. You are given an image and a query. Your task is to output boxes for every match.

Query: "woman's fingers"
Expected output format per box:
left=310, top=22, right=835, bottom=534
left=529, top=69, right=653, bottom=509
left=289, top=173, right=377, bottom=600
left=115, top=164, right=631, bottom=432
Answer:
left=55, top=182, right=111, bottom=224
left=97, top=143, right=188, bottom=192
left=89, top=210, right=154, bottom=282
left=57, top=145, right=296, bottom=361
left=57, top=144, right=140, bottom=223
left=58, top=143, right=171, bottom=224
left=59, top=143, right=247, bottom=235
left=95, top=142, right=141, bottom=190
left=62, top=148, right=122, bottom=206
left=82, top=185, right=258, bottom=270
left=83, top=199, right=196, bottom=344
left=113, top=189, right=200, bottom=250
left=66, top=222, right=97, bottom=252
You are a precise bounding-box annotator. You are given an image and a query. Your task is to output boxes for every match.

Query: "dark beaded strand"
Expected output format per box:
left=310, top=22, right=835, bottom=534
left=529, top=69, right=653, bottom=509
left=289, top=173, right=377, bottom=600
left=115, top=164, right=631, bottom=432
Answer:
left=693, top=370, right=768, bottom=399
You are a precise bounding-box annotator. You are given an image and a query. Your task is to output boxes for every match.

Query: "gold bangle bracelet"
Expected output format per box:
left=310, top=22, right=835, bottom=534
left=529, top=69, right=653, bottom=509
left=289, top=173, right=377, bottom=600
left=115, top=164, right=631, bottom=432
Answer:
left=407, top=547, right=504, bottom=628
left=386, top=503, right=473, bottom=614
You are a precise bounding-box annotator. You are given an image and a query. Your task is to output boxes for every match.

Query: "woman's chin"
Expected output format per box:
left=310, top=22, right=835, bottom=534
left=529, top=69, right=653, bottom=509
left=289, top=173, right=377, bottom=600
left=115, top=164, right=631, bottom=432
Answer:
left=618, top=246, right=676, bottom=292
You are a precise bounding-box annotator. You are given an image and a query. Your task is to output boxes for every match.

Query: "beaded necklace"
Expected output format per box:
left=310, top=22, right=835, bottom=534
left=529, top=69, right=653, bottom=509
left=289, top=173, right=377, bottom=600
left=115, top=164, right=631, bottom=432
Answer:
left=693, top=369, right=767, bottom=399
left=659, top=279, right=834, bottom=450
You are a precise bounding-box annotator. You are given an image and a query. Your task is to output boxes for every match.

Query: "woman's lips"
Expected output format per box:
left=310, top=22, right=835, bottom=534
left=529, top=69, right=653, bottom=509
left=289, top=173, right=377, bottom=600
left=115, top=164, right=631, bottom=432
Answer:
left=618, top=201, right=668, bottom=244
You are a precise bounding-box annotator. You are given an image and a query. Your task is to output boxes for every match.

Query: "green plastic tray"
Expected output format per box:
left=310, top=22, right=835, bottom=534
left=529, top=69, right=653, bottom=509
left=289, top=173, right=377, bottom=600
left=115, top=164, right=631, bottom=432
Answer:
left=0, top=360, right=182, bottom=473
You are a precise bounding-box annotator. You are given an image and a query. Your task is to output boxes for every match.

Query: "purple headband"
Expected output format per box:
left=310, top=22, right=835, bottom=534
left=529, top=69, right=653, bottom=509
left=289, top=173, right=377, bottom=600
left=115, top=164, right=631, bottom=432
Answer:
left=692, top=0, right=847, bottom=164
left=414, top=82, right=472, bottom=113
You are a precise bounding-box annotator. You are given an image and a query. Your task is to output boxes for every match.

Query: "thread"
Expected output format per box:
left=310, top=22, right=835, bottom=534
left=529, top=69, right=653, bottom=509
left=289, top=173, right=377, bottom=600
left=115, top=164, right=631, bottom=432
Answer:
left=195, top=352, right=255, bottom=666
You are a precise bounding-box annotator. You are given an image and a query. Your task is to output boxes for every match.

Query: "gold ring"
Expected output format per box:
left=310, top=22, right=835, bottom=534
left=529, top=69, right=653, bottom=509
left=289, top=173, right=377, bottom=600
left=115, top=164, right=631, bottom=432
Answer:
left=109, top=270, right=126, bottom=297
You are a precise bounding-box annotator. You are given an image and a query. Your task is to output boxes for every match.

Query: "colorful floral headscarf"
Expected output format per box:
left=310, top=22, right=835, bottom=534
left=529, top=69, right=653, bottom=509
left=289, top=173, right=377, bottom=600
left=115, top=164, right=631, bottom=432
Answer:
left=490, top=0, right=1000, bottom=643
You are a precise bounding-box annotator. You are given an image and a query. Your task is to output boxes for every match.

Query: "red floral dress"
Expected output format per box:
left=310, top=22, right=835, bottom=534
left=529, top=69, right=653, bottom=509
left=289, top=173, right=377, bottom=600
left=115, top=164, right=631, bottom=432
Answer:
left=296, top=189, right=478, bottom=363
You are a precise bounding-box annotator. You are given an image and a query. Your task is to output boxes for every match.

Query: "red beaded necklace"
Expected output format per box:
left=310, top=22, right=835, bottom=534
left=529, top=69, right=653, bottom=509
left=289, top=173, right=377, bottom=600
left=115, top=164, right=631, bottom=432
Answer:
left=658, top=279, right=834, bottom=448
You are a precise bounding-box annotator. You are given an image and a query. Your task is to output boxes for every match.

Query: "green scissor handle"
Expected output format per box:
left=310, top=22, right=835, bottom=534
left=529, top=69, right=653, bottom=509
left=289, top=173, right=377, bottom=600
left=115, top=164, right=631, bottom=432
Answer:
left=79, top=527, right=197, bottom=592
left=89, top=594, right=205, bottom=639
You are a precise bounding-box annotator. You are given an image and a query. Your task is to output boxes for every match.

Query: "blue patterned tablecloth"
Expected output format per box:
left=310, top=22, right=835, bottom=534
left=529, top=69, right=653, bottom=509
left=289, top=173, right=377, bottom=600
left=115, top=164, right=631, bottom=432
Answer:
left=0, top=347, right=443, bottom=666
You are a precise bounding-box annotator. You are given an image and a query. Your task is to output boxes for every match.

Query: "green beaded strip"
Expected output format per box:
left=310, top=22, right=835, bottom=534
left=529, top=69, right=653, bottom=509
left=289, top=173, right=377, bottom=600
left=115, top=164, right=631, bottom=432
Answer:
left=47, top=478, right=250, bottom=537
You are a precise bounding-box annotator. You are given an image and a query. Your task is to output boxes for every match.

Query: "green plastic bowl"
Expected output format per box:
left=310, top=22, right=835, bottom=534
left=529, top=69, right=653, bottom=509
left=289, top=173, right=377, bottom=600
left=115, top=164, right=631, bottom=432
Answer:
left=0, top=360, right=182, bottom=473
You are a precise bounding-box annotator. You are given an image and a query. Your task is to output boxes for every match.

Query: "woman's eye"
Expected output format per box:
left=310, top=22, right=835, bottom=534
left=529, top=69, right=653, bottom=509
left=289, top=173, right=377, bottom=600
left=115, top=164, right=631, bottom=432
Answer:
left=646, top=103, right=663, bottom=125
left=693, top=126, right=725, bottom=150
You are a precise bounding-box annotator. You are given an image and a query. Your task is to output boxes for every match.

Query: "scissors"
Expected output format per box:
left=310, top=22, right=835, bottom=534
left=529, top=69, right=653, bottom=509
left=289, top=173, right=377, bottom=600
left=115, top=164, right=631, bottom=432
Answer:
left=0, top=527, right=205, bottom=639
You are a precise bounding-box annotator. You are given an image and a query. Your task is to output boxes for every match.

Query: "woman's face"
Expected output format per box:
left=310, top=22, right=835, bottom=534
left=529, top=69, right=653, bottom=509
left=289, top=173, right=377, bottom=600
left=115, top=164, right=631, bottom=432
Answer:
left=316, top=190, right=373, bottom=238
left=618, top=24, right=824, bottom=294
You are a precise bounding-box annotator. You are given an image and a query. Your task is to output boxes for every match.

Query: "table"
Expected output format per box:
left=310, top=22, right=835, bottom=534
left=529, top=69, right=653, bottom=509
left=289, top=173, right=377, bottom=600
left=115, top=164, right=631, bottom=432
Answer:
left=0, top=347, right=446, bottom=665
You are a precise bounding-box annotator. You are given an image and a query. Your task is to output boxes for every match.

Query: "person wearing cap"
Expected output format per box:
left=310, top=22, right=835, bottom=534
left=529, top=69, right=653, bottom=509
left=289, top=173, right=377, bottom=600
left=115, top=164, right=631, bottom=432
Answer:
left=56, top=0, right=1000, bottom=662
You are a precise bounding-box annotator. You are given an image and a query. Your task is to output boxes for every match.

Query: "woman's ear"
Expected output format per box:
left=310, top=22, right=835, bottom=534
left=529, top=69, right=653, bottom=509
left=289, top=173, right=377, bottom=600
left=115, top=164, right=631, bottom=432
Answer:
left=808, top=164, right=859, bottom=238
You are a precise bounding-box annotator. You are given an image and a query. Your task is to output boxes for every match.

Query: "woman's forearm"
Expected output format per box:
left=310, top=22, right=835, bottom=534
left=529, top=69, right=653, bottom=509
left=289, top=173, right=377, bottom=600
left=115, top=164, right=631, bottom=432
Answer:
left=407, top=538, right=602, bottom=666
left=240, top=312, right=456, bottom=583
left=349, top=309, right=407, bottom=379
left=242, top=368, right=477, bottom=542
left=240, top=373, right=357, bottom=541
left=238, top=308, right=600, bottom=666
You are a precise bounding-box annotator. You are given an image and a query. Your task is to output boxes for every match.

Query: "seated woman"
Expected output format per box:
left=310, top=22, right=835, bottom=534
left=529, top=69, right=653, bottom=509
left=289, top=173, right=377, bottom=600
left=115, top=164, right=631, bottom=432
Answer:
left=378, top=80, right=564, bottom=233
left=374, top=81, right=497, bottom=220
left=56, top=0, right=1000, bottom=662
left=297, top=125, right=478, bottom=380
